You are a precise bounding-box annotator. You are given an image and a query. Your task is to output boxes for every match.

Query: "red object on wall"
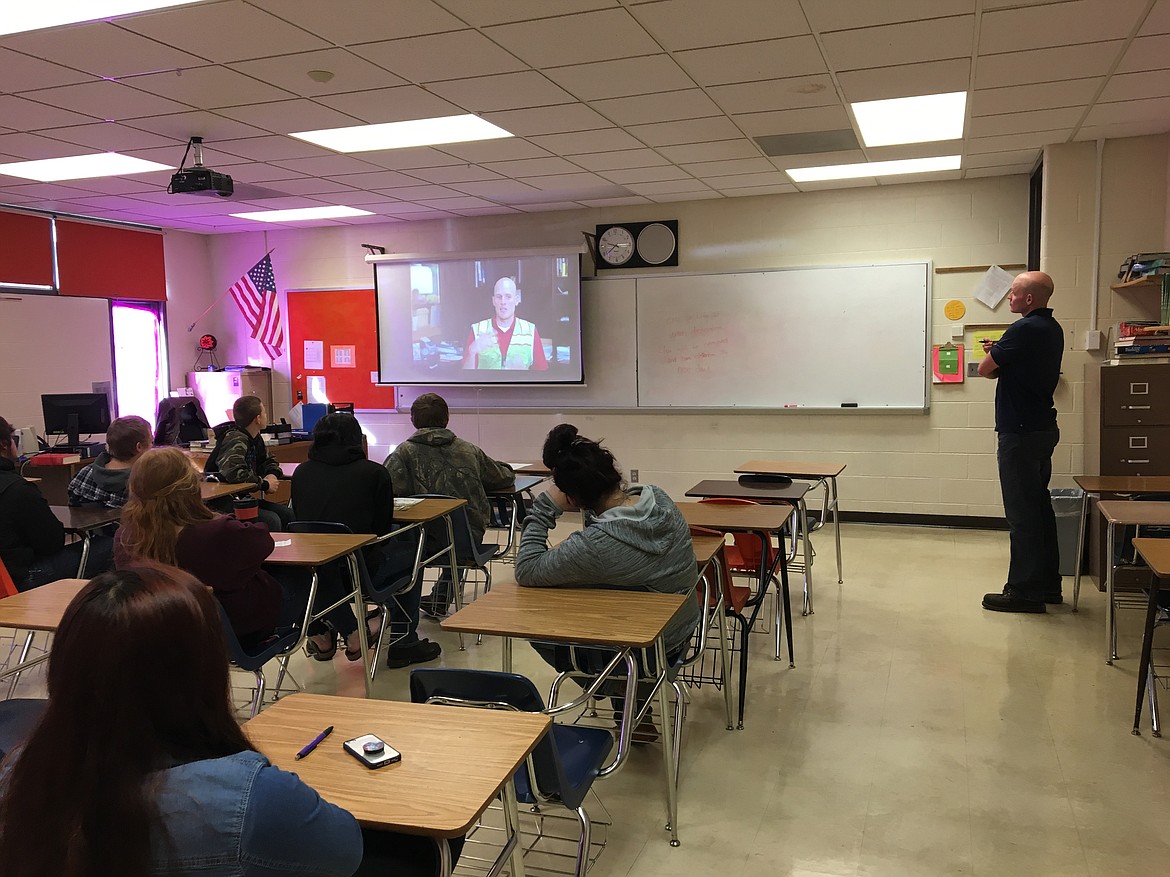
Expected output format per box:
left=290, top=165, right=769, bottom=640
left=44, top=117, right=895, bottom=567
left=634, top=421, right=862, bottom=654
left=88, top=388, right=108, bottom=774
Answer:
left=56, top=219, right=166, bottom=301
left=287, top=289, right=396, bottom=409
left=0, top=210, right=54, bottom=287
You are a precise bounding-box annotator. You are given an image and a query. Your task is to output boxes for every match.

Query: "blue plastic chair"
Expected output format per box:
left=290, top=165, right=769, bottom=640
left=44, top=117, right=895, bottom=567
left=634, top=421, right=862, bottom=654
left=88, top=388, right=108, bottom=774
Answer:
left=411, top=668, right=612, bottom=877
left=217, top=602, right=300, bottom=718
left=0, top=698, right=46, bottom=762
left=413, top=494, right=497, bottom=602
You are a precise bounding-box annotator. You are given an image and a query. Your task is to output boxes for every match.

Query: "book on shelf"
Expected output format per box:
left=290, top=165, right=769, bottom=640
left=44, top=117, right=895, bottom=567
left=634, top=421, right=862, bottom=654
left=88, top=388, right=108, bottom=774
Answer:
left=1108, top=356, right=1170, bottom=365
left=1118, top=320, right=1161, bottom=337
left=1116, top=335, right=1170, bottom=347
left=1116, top=344, right=1170, bottom=356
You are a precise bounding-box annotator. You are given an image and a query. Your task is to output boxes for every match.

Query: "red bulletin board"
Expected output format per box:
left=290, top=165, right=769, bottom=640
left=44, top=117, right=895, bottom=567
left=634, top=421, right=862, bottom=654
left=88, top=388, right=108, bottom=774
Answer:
left=287, top=288, right=397, bottom=409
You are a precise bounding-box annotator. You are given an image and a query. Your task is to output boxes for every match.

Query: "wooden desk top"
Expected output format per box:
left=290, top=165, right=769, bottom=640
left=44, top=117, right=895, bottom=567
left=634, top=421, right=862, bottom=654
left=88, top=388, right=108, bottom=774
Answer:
left=686, top=479, right=811, bottom=503
left=266, top=533, right=375, bottom=566
left=505, top=460, right=551, bottom=476
left=489, top=474, right=546, bottom=496
left=1132, top=538, right=1170, bottom=579
left=49, top=504, right=122, bottom=531
left=24, top=477, right=41, bottom=484
left=441, top=581, right=688, bottom=648
left=0, top=577, right=86, bottom=631
left=200, top=481, right=258, bottom=502
left=692, top=534, right=725, bottom=567
left=1097, top=500, right=1170, bottom=527
left=1073, top=475, right=1170, bottom=494
left=735, top=459, right=847, bottom=479
left=393, top=497, right=466, bottom=525
left=677, top=501, right=791, bottom=533
left=246, top=694, right=549, bottom=836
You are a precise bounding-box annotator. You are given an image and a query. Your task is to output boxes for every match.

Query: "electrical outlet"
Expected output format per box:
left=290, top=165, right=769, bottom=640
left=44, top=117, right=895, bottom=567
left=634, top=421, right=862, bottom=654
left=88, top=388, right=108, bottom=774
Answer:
left=967, top=361, right=982, bottom=377
left=629, top=469, right=639, bottom=483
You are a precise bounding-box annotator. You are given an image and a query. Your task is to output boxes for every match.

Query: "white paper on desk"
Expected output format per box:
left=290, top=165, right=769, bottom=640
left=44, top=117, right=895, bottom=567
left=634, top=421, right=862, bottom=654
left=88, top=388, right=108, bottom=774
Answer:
left=973, top=265, right=1014, bottom=309
left=394, top=497, right=423, bottom=510
left=274, top=539, right=292, bottom=547
left=507, top=463, right=530, bottom=470
left=304, top=340, right=324, bottom=370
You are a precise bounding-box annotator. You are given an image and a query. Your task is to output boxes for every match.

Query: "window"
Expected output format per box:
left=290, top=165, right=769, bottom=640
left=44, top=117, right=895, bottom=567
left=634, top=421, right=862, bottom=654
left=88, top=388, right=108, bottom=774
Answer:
left=111, top=301, right=168, bottom=429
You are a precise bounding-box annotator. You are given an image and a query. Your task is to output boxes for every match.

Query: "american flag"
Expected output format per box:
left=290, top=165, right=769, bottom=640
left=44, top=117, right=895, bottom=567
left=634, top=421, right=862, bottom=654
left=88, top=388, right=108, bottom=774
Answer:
left=228, top=254, right=284, bottom=358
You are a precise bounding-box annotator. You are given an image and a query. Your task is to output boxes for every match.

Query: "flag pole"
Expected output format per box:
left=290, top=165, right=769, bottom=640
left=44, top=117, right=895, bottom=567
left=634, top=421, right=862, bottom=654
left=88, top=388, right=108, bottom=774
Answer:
left=186, top=248, right=275, bottom=332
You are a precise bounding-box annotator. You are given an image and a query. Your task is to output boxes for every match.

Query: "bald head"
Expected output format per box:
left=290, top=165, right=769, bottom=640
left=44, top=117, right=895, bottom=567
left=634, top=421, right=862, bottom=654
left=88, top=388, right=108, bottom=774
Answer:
left=491, top=276, right=519, bottom=324
left=1008, top=271, right=1054, bottom=316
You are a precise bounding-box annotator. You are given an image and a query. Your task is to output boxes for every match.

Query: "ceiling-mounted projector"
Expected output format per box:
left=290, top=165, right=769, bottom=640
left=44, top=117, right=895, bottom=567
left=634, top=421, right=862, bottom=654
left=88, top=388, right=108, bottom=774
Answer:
left=168, top=136, right=234, bottom=197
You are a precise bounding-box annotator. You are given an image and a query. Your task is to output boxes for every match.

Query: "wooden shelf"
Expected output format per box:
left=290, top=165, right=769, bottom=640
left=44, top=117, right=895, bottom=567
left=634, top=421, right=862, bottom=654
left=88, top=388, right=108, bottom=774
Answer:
left=1111, top=276, right=1165, bottom=292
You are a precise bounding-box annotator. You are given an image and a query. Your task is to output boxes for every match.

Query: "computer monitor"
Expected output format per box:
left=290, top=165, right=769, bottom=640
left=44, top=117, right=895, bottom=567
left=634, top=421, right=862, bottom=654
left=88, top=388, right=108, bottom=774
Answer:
left=41, top=393, right=112, bottom=447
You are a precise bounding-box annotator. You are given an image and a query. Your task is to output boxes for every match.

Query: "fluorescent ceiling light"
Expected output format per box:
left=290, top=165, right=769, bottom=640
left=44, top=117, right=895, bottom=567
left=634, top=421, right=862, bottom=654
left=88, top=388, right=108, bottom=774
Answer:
left=786, top=155, right=962, bottom=183
left=0, top=0, right=205, bottom=36
left=0, top=153, right=172, bottom=181
left=229, top=206, right=375, bottom=223
left=291, top=114, right=513, bottom=153
left=851, top=92, right=967, bottom=147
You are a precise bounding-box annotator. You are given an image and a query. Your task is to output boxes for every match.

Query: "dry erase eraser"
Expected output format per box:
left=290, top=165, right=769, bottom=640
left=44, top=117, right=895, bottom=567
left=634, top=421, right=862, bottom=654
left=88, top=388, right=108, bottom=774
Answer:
left=841, top=402, right=858, bottom=408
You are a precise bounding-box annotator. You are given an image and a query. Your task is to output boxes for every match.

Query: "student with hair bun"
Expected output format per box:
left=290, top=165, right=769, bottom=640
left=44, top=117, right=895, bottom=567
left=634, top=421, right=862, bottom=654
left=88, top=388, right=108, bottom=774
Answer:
left=515, top=424, right=699, bottom=734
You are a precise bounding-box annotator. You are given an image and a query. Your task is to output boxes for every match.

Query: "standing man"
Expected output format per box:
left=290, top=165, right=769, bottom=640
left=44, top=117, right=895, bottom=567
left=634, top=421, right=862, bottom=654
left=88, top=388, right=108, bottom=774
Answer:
left=978, top=271, right=1065, bottom=613
left=463, top=276, right=549, bottom=370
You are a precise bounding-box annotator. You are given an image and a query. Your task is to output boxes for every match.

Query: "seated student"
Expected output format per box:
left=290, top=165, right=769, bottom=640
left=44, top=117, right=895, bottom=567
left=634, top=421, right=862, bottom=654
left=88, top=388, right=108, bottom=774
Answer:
left=67, top=414, right=152, bottom=508
left=115, top=447, right=348, bottom=649
left=0, top=562, right=463, bottom=877
left=514, top=425, right=700, bottom=731
left=292, top=413, right=441, bottom=668
left=0, top=416, right=112, bottom=590
left=383, top=393, right=516, bottom=617
left=204, top=395, right=291, bottom=532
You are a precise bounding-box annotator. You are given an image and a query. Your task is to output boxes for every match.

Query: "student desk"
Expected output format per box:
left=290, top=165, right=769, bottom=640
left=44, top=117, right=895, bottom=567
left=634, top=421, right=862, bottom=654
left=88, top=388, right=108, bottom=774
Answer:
left=1071, top=475, right=1170, bottom=610
left=1096, top=500, right=1170, bottom=666
left=0, top=577, right=86, bottom=695
left=488, top=473, right=548, bottom=561
left=735, top=459, right=846, bottom=585
left=200, top=480, right=260, bottom=503
left=23, top=460, right=87, bottom=505
left=690, top=534, right=735, bottom=729
left=441, top=582, right=688, bottom=846
left=49, top=505, right=121, bottom=577
left=245, top=693, right=548, bottom=877
left=505, top=460, right=552, bottom=476
left=1130, top=538, right=1170, bottom=737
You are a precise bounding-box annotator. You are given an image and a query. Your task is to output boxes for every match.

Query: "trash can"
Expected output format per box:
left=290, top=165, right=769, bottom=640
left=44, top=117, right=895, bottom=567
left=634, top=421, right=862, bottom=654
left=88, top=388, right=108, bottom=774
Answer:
left=1051, top=488, right=1084, bottom=577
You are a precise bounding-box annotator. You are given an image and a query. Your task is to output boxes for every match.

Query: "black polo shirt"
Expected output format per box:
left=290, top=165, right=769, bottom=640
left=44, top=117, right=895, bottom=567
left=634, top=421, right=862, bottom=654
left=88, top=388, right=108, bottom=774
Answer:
left=990, top=307, right=1063, bottom=433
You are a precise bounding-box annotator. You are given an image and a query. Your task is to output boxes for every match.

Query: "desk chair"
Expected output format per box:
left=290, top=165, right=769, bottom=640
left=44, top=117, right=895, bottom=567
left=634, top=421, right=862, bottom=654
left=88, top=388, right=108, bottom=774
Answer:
left=288, top=521, right=419, bottom=682
left=411, top=668, right=613, bottom=877
left=1110, top=493, right=1170, bottom=662
left=216, top=603, right=301, bottom=718
left=413, top=494, right=497, bottom=626
left=0, top=557, right=43, bottom=700
left=0, top=698, right=46, bottom=761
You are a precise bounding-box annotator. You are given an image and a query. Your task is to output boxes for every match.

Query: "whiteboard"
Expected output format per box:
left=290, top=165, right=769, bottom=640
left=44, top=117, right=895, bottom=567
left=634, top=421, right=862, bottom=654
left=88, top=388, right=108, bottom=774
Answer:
left=636, top=263, right=929, bottom=409
left=395, top=277, right=638, bottom=410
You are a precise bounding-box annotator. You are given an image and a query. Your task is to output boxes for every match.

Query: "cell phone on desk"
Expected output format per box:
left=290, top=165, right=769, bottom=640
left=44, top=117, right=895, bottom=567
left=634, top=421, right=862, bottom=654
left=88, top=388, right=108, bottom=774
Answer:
left=343, top=734, right=401, bottom=769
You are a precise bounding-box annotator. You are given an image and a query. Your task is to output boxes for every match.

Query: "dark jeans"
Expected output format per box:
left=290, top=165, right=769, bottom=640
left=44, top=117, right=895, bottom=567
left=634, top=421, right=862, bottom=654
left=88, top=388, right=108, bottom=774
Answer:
left=270, top=564, right=354, bottom=638
left=355, top=830, right=464, bottom=877
left=258, top=499, right=293, bottom=534
left=997, top=428, right=1061, bottom=601
left=371, top=542, right=423, bottom=645
left=21, top=536, right=114, bottom=590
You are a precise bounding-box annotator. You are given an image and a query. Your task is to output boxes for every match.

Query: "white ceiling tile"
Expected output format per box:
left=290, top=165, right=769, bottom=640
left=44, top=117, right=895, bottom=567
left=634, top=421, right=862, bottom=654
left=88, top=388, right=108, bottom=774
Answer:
left=0, top=96, right=97, bottom=130
left=417, top=196, right=500, bottom=209
left=630, top=0, right=809, bottom=50
left=37, top=123, right=182, bottom=153
left=1140, top=0, right=1170, bottom=35
left=627, top=116, right=742, bottom=146
left=212, top=136, right=336, bottom=162
left=626, top=179, right=713, bottom=195
left=973, top=79, right=1100, bottom=116
left=485, top=9, right=661, bottom=68
left=432, top=0, right=619, bottom=27
left=27, top=80, right=189, bottom=121
left=731, top=105, right=852, bottom=137
left=675, top=36, right=827, bottom=86
left=513, top=201, right=588, bottom=212
left=0, top=49, right=96, bottom=91
left=821, top=17, right=975, bottom=71
left=125, top=111, right=273, bottom=142
left=1083, top=96, right=1170, bottom=127
left=529, top=128, right=645, bottom=153
left=122, top=65, right=294, bottom=108
left=648, top=190, right=723, bottom=202
left=964, top=165, right=1033, bottom=178
left=578, top=195, right=653, bottom=206
left=383, top=202, right=456, bottom=215
left=482, top=156, right=584, bottom=176
left=1099, top=69, right=1170, bottom=103
left=837, top=59, right=971, bottom=103
left=448, top=179, right=544, bottom=199
left=680, top=157, right=776, bottom=177
left=2, top=182, right=136, bottom=200
left=325, top=191, right=405, bottom=205
left=702, top=170, right=792, bottom=188
left=571, top=149, right=672, bottom=171
left=407, top=165, right=504, bottom=184
left=438, top=139, right=552, bottom=162
left=599, top=165, right=691, bottom=184
left=359, top=147, right=469, bottom=170
left=979, top=0, right=1149, bottom=53
left=769, top=149, right=866, bottom=169
left=708, top=76, right=839, bottom=115
left=351, top=31, right=525, bottom=83
left=373, top=184, right=463, bottom=200
left=427, top=72, right=575, bottom=112
left=1076, top=119, right=1170, bottom=140
left=543, top=55, right=695, bottom=101
left=269, top=154, right=385, bottom=176
left=976, top=43, right=1122, bottom=89
left=250, top=0, right=466, bottom=45
left=322, top=170, right=423, bottom=189
left=216, top=100, right=363, bottom=134
left=804, top=0, right=974, bottom=31
left=315, top=87, right=463, bottom=125
left=516, top=172, right=618, bottom=192
left=658, top=140, right=761, bottom=162
left=485, top=103, right=612, bottom=136
left=269, top=178, right=362, bottom=196
left=0, top=22, right=208, bottom=78
left=718, top=184, right=798, bottom=197
left=1117, top=34, right=1170, bottom=74
left=118, top=1, right=330, bottom=64
left=55, top=175, right=160, bottom=195
left=591, top=89, right=723, bottom=126
left=964, top=149, right=1041, bottom=168
left=450, top=206, right=523, bottom=216
left=966, top=130, right=1074, bottom=152
left=968, top=108, right=1084, bottom=139
left=229, top=50, right=408, bottom=98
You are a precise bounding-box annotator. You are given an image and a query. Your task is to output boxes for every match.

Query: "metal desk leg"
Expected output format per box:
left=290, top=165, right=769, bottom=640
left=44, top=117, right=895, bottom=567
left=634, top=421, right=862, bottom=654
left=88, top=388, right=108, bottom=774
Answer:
left=500, top=776, right=528, bottom=877
left=799, top=499, right=813, bottom=616
left=501, top=636, right=513, bottom=673
left=1132, top=580, right=1161, bottom=735
left=713, top=559, right=734, bottom=731
left=1072, top=490, right=1090, bottom=612
left=829, top=476, right=843, bottom=584
left=436, top=838, right=453, bottom=877
left=1106, top=520, right=1117, bottom=664
left=76, top=531, right=92, bottom=577
left=444, top=514, right=465, bottom=651
left=655, top=637, right=679, bottom=847
left=347, top=552, right=372, bottom=698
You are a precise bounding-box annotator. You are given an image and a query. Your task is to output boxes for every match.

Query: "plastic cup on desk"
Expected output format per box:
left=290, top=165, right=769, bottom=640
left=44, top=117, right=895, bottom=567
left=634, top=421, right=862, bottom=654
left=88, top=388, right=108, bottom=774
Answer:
left=232, top=497, right=259, bottom=521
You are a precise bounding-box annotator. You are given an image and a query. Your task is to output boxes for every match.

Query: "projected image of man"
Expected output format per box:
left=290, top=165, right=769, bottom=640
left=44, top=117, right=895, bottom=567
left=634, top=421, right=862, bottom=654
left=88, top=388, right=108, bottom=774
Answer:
left=463, top=277, right=549, bottom=370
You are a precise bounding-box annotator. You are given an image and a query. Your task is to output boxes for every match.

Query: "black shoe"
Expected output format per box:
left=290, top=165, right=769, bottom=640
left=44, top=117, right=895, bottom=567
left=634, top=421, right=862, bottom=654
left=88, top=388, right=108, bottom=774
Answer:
left=611, top=710, right=659, bottom=745
left=1003, top=583, right=1062, bottom=605
left=385, top=638, right=442, bottom=669
left=419, top=596, right=451, bottom=619
left=983, top=592, right=1046, bottom=613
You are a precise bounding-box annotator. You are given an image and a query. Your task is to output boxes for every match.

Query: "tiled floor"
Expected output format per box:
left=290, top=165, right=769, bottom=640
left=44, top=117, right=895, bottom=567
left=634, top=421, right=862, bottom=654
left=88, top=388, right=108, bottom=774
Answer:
left=7, top=522, right=1170, bottom=876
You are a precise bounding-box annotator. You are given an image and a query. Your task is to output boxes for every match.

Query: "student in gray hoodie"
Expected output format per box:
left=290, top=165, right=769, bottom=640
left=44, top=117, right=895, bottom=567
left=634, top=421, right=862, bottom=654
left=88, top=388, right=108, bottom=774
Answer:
left=515, top=425, right=699, bottom=728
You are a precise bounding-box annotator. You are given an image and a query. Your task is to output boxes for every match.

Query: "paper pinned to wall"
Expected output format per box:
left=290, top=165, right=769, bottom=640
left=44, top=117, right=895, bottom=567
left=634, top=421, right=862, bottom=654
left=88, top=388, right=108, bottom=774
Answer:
left=304, top=340, right=324, bottom=370
left=973, top=265, right=1014, bottom=309
left=307, top=375, right=328, bottom=403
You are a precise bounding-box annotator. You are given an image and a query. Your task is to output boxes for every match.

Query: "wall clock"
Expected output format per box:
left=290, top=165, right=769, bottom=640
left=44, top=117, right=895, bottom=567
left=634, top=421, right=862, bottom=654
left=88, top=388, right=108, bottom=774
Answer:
left=594, top=220, right=679, bottom=269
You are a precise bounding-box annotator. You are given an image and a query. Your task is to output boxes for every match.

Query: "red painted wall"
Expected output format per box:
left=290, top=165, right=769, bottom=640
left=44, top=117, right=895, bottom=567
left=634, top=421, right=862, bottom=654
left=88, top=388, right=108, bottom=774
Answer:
left=287, top=288, right=396, bottom=409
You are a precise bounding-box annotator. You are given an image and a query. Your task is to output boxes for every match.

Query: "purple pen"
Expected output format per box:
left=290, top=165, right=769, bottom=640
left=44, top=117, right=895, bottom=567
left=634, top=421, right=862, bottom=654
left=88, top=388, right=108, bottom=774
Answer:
left=295, top=725, right=334, bottom=760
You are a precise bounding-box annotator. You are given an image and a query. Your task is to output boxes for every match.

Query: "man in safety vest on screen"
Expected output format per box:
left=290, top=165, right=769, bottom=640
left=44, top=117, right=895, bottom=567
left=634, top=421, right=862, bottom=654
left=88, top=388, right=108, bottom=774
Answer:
left=463, top=276, right=549, bottom=370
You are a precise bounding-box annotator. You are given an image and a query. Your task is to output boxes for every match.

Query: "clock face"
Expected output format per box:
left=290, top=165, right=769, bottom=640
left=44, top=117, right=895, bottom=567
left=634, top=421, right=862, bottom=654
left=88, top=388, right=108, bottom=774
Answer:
left=598, top=226, right=635, bottom=266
